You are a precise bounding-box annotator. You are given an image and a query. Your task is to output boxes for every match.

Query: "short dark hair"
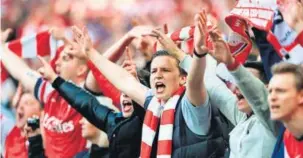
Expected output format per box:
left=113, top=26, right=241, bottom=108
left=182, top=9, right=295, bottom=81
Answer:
left=271, top=62, right=303, bottom=91
left=244, top=61, right=268, bottom=84
left=151, top=50, right=187, bottom=76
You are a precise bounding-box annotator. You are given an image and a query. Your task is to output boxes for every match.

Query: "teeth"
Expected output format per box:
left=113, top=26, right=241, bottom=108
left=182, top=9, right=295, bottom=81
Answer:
left=123, top=100, right=132, bottom=106
left=155, top=82, right=165, bottom=88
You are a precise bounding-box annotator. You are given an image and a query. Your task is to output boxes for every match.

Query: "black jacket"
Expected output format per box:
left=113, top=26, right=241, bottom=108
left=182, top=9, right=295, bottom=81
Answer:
left=28, top=135, right=45, bottom=158
left=52, top=77, right=145, bottom=158
left=28, top=135, right=108, bottom=158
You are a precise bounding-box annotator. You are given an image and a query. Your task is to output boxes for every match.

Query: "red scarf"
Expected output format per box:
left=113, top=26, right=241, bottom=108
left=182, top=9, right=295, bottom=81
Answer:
left=225, top=0, right=303, bottom=64
left=140, top=87, right=185, bottom=158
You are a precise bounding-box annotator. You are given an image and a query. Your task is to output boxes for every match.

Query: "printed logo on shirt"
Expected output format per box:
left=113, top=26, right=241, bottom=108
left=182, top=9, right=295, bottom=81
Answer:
left=43, top=113, right=74, bottom=133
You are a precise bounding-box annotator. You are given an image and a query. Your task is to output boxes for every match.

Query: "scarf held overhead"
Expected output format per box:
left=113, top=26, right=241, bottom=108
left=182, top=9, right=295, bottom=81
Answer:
left=1, top=31, right=63, bottom=94
left=225, top=0, right=303, bottom=64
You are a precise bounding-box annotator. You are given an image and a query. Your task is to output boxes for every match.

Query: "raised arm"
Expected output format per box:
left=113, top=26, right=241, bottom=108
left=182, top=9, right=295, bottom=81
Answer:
left=36, top=56, right=117, bottom=131
left=84, top=27, right=135, bottom=93
left=84, top=26, right=150, bottom=101
left=1, top=30, right=40, bottom=93
left=85, top=47, right=139, bottom=108
left=69, top=27, right=149, bottom=106
left=185, top=12, right=209, bottom=106
left=208, top=30, right=278, bottom=134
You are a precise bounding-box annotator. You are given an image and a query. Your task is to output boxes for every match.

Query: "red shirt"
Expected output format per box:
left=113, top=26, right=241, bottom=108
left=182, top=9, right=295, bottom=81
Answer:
left=284, top=129, right=303, bottom=158
left=35, top=78, right=86, bottom=158
left=4, top=126, right=28, bottom=158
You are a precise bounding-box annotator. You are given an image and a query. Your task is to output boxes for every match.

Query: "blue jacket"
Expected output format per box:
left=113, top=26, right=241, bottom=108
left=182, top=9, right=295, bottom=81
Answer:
left=271, top=125, right=286, bottom=158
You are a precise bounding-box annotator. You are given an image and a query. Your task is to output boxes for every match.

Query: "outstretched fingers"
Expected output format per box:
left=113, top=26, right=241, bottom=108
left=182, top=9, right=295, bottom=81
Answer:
left=71, top=26, right=83, bottom=44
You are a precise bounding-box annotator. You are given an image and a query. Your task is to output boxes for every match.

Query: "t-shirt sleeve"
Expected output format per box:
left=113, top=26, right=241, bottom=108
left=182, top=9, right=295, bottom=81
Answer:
left=143, top=89, right=154, bottom=109
left=34, top=78, right=55, bottom=105
left=181, top=93, right=211, bottom=135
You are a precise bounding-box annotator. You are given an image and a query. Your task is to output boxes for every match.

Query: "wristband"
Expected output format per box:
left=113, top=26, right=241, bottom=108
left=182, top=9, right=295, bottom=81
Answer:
left=193, top=49, right=207, bottom=58
left=227, top=59, right=240, bottom=71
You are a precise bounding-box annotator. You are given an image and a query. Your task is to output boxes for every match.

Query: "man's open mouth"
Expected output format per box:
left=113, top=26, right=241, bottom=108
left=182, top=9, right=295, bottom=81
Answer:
left=236, top=93, right=244, bottom=101
left=155, top=82, right=166, bottom=93
left=122, top=100, right=132, bottom=112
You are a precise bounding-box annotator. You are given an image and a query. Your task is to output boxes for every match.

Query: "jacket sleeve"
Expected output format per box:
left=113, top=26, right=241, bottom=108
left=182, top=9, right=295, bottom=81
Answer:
left=87, top=60, right=121, bottom=109
left=230, top=65, right=279, bottom=135
left=52, top=76, right=116, bottom=131
left=28, top=135, right=45, bottom=158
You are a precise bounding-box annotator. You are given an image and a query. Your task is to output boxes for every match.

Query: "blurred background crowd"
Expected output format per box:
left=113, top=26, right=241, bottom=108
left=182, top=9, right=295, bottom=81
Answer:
left=1, top=0, right=239, bottom=120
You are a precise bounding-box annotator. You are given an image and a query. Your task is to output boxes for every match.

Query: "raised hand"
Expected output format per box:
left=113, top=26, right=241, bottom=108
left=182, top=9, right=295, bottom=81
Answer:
left=66, top=26, right=94, bottom=60
left=127, top=25, right=154, bottom=39
left=49, top=27, right=73, bottom=45
left=37, top=56, right=58, bottom=83
left=149, top=27, right=185, bottom=60
left=193, top=11, right=209, bottom=54
left=50, top=27, right=66, bottom=41
left=208, top=29, right=235, bottom=66
left=280, top=1, right=303, bottom=33
left=122, top=47, right=138, bottom=79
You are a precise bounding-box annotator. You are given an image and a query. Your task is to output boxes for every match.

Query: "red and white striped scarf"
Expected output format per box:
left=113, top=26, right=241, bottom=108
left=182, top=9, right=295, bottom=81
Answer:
left=140, top=87, right=185, bottom=158
left=1, top=30, right=62, bottom=88
left=5, top=30, right=59, bottom=59
left=159, top=24, right=214, bottom=55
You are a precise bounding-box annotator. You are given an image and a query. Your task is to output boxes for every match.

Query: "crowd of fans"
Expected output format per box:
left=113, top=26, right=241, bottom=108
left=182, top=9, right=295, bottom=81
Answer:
left=1, top=0, right=303, bottom=158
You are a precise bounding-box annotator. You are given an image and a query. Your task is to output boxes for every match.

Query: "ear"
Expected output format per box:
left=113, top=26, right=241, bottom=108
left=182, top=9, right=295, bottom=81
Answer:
left=179, top=75, right=187, bottom=86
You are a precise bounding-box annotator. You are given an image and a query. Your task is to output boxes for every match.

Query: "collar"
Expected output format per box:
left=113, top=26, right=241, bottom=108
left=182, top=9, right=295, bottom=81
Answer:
left=296, top=135, right=303, bottom=141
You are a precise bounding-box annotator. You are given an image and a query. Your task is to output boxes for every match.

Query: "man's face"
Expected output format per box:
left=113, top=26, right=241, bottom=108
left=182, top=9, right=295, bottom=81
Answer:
left=79, top=117, right=99, bottom=140
left=150, top=56, right=184, bottom=101
left=120, top=93, right=134, bottom=118
left=16, top=93, right=41, bottom=128
left=268, top=73, right=303, bottom=120
left=55, top=49, right=85, bottom=81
